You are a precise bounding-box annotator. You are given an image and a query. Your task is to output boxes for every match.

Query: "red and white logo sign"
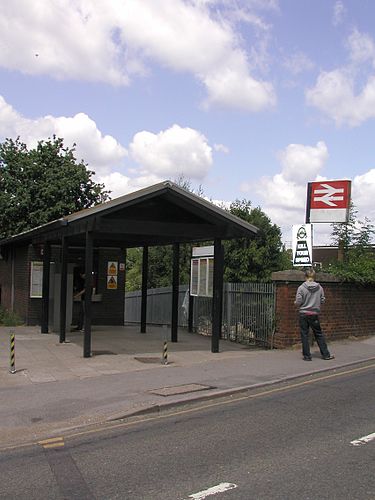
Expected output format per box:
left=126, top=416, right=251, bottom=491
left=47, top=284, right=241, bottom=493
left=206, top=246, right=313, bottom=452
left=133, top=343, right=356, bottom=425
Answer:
left=307, top=180, right=351, bottom=223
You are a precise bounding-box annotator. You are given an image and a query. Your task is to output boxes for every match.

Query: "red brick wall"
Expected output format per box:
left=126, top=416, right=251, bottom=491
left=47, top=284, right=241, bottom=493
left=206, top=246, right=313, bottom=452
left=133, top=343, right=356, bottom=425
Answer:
left=272, top=271, right=375, bottom=348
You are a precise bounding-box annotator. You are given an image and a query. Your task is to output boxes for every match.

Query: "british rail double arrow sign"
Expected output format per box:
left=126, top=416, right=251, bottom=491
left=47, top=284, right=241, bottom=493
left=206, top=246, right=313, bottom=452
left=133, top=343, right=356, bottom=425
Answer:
left=306, top=180, right=351, bottom=223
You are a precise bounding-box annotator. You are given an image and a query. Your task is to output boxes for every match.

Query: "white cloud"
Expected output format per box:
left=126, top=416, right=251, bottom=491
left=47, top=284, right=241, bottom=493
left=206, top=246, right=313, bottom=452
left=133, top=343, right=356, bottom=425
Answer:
left=129, top=124, right=213, bottom=180
left=278, top=141, right=328, bottom=183
left=306, top=29, right=375, bottom=126
left=0, top=95, right=127, bottom=174
left=306, top=69, right=375, bottom=126
left=0, top=0, right=275, bottom=111
left=202, top=68, right=276, bottom=111
left=282, top=51, right=315, bottom=75
left=352, top=169, right=375, bottom=222
left=214, top=143, right=229, bottom=153
left=241, top=141, right=329, bottom=241
left=332, top=1, right=346, bottom=27
left=347, top=29, right=375, bottom=66
left=0, top=96, right=217, bottom=196
left=97, top=171, right=164, bottom=199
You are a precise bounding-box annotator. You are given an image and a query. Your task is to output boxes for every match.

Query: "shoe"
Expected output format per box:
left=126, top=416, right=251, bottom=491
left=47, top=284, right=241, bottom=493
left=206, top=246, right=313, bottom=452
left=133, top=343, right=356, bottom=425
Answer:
left=322, top=355, right=335, bottom=360
left=303, top=356, right=312, bottom=361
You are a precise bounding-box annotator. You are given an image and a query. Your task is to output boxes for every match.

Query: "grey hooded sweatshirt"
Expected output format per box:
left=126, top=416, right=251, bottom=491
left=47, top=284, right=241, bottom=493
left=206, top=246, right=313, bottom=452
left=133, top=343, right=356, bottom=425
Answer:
left=295, top=280, right=325, bottom=315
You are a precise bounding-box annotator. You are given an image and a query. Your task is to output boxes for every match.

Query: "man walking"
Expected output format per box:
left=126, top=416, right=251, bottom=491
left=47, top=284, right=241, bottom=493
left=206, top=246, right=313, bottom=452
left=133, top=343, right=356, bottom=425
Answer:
left=295, top=269, right=334, bottom=361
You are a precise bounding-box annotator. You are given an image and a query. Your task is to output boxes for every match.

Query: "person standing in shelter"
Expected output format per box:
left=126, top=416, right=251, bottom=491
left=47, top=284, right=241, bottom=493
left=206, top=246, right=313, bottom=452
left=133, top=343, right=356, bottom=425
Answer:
left=73, top=269, right=86, bottom=332
left=295, top=269, right=334, bottom=361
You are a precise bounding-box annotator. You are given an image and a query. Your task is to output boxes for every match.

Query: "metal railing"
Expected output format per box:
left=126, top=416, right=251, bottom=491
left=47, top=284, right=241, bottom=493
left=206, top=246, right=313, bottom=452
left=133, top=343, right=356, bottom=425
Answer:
left=124, top=282, right=276, bottom=348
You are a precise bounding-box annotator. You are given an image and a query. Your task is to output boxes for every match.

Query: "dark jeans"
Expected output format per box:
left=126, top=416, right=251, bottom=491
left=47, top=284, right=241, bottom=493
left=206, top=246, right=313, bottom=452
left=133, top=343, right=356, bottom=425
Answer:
left=299, top=314, right=330, bottom=358
left=77, top=300, right=85, bottom=330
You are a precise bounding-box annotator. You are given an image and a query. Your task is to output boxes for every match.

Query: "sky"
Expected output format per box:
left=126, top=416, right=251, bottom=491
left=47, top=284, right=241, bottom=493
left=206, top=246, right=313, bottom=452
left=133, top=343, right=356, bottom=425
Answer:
left=1, top=0, right=375, bottom=246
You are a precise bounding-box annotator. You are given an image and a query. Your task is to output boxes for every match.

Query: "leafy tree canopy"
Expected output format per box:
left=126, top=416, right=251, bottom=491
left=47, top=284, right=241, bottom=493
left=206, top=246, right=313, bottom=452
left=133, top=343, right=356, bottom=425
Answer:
left=224, top=199, right=291, bottom=282
left=326, top=204, right=375, bottom=284
left=0, top=136, right=109, bottom=239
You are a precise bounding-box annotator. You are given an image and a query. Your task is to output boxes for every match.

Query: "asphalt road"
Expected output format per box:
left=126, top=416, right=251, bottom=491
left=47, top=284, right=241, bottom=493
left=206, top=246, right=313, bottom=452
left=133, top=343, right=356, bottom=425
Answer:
left=1, top=362, right=374, bottom=500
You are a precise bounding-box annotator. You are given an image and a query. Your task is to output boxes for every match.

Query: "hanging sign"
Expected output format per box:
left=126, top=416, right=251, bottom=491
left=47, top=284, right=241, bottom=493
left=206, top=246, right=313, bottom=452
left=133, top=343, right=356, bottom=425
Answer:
left=292, top=224, right=313, bottom=267
left=306, top=180, right=351, bottom=223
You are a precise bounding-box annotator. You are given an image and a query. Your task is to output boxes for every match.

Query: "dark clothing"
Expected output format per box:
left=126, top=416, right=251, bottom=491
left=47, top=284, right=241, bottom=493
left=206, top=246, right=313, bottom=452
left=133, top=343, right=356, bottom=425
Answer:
left=74, top=274, right=85, bottom=300
left=295, top=279, right=331, bottom=359
left=299, top=314, right=330, bottom=359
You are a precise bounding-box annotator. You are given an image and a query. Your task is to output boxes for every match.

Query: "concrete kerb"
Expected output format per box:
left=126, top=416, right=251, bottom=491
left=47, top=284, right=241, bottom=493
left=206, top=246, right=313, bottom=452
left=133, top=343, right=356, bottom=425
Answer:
left=106, top=356, right=375, bottom=422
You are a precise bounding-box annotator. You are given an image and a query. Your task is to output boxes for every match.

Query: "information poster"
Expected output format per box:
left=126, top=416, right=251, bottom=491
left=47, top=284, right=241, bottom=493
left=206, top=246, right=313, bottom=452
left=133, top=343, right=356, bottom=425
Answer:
left=30, top=261, right=43, bottom=298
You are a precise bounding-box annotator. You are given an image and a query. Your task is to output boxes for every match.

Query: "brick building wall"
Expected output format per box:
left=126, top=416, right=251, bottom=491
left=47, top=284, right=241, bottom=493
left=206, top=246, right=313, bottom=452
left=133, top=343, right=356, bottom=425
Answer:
left=272, top=270, right=375, bottom=348
left=0, top=243, right=125, bottom=327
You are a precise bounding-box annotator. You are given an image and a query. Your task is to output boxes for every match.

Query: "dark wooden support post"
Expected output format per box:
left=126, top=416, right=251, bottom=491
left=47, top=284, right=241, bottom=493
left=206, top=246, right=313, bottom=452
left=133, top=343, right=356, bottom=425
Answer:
left=171, top=243, right=180, bottom=342
left=140, top=245, right=148, bottom=333
left=188, top=294, right=194, bottom=332
left=59, top=236, right=68, bottom=343
left=41, top=242, right=51, bottom=333
left=211, top=238, right=224, bottom=353
left=83, top=231, right=94, bottom=358
left=123, top=248, right=127, bottom=324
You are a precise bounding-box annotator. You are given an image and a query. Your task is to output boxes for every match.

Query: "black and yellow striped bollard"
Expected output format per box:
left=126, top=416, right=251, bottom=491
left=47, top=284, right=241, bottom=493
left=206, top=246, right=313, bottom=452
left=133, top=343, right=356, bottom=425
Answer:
left=9, top=331, right=16, bottom=374
left=163, top=341, right=168, bottom=365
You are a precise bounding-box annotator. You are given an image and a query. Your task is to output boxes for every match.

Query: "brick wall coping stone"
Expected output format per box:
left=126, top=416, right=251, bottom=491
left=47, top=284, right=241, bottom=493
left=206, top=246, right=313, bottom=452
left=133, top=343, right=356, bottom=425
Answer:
left=272, top=270, right=340, bottom=283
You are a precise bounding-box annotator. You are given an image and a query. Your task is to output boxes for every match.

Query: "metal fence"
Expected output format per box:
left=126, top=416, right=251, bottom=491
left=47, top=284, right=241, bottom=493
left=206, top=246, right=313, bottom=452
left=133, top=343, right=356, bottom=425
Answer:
left=125, top=285, right=189, bottom=327
left=124, top=282, right=276, bottom=348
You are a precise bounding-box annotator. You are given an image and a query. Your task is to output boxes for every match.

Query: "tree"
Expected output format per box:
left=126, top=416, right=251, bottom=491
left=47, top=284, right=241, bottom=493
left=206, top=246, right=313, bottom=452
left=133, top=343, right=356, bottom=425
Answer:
left=224, top=199, right=291, bottom=282
left=327, top=205, right=375, bottom=284
left=0, top=136, right=109, bottom=239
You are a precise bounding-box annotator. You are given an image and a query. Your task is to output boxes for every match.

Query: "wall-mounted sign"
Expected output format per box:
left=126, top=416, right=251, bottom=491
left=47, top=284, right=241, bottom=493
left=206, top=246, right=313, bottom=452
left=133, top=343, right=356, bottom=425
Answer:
left=292, top=224, right=313, bottom=267
left=107, top=261, right=118, bottom=276
left=107, top=275, right=118, bottom=290
left=306, top=180, right=351, bottom=223
left=30, top=261, right=43, bottom=298
left=119, top=262, right=125, bottom=271
left=192, top=245, right=214, bottom=258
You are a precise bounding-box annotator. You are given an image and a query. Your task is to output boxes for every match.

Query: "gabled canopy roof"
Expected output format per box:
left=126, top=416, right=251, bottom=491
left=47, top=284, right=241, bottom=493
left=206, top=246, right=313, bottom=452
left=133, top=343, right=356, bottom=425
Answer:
left=0, top=181, right=258, bottom=248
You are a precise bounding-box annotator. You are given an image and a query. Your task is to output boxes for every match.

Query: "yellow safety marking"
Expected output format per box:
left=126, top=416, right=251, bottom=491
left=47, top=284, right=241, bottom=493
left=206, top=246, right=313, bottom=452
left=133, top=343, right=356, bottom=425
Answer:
left=40, top=443, right=65, bottom=449
left=38, top=437, right=64, bottom=449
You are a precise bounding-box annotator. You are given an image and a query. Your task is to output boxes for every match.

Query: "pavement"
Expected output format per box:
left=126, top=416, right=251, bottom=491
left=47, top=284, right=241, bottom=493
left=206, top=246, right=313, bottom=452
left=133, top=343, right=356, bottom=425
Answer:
left=0, top=324, right=374, bottom=449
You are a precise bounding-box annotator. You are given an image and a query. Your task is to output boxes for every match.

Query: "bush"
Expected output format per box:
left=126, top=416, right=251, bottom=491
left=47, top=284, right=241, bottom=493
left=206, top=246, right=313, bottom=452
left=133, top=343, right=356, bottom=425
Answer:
left=0, top=306, right=23, bottom=326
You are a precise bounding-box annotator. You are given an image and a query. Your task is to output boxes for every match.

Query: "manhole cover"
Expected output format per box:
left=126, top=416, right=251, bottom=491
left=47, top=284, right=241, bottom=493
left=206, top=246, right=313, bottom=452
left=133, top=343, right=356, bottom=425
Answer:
left=149, top=384, right=214, bottom=397
left=91, top=350, right=117, bottom=356
left=134, top=357, right=163, bottom=364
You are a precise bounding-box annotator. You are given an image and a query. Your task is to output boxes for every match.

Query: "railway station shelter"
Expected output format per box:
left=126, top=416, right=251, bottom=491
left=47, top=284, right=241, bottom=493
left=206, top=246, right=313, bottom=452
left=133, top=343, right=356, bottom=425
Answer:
left=0, top=181, right=258, bottom=358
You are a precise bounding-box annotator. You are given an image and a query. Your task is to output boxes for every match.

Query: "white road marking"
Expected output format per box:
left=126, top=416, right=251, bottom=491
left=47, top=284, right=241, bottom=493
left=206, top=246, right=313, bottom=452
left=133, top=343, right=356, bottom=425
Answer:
left=188, top=482, right=237, bottom=499
left=350, top=432, right=375, bottom=446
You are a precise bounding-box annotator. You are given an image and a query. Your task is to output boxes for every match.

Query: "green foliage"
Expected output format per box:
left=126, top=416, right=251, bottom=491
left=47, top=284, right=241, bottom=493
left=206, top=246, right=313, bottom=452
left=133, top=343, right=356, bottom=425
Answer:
left=125, top=244, right=192, bottom=291
left=0, top=306, right=23, bottom=326
left=224, top=199, right=292, bottom=282
left=0, top=136, right=110, bottom=239
left=326, top=206, right=375, bottom=284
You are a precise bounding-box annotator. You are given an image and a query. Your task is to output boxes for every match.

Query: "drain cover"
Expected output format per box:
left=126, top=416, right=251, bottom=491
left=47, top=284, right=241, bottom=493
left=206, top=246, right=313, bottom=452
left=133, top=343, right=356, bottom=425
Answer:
left=149, top=383, right=214, bottom=397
